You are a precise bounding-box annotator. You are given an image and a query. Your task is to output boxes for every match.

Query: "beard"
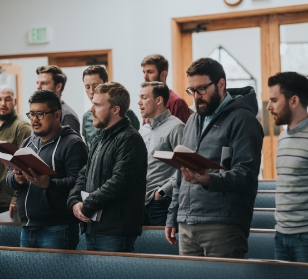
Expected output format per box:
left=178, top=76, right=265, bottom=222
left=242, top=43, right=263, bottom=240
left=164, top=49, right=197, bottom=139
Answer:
left=195, top=85, right=222, bottom=116
left=0, top=110, right=15, bottom=121
left=273, top=103, right=292, bottom=126
left=93, top=111, right=112, bottom=129
left=33, top=126, right=53, bottom=138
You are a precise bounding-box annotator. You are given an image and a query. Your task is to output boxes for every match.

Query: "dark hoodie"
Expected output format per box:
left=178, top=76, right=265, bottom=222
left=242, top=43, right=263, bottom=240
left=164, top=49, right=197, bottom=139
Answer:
left=166, top=87, right=264, bottom=237
left=6, top=126, right=88, bottom=227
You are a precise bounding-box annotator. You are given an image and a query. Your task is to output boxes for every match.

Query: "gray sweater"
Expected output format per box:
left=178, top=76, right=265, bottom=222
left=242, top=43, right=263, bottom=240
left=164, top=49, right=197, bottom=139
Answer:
left=139, top=110, right=184, bottom=205
left=275, top=118, right=308, bottom=234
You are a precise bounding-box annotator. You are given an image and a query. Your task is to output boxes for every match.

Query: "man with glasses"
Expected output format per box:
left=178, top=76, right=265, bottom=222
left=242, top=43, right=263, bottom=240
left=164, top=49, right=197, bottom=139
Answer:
left=6, top=90, right=88, bottom=249
left=165, top=58, right=264, bottom=258
left=0, top=85, right=31, bottom=216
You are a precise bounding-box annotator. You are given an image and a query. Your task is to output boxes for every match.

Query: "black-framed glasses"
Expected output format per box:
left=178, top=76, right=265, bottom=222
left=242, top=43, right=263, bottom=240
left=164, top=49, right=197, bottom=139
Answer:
left=186, top=81, right=214, bottom=97
left=26, top=110, right=58, bottom=120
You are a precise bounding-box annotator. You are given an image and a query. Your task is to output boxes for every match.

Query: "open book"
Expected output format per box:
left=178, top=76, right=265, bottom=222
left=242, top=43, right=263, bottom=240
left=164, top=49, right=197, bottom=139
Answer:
left=153, top=145, right=226, bottom=175
left=81, top=191, right=102, bottom=222
left=0, top=141, right=19, bottom=155
left=0, top=147, right=57, bottom=176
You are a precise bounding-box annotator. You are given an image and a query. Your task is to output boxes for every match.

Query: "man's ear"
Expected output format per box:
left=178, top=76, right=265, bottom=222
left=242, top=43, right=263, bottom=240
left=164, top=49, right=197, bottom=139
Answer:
left=55, top=110, right=62, bottom=120
left=217, top=78, right=226, bottom=92
left=290, top=95, right=300, bottom=109
left=55, top=83, right=63, bottom=95
left=13, top=98, right=17, bottom=106
left=112, top=106, right=121, bottom=115
left=156, top=96, right=163, bottom=106
left=160, top=71, right=168, bottom=83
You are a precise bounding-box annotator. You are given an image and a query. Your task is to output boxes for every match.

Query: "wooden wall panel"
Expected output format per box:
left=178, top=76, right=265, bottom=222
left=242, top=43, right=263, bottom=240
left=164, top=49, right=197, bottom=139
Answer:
left=172, top=5, right=308, bottom=178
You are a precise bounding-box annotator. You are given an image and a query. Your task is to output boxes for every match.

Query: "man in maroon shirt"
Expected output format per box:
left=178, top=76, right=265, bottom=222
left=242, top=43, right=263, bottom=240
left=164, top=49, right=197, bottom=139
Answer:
left=141, top=54, right=192, bottom=124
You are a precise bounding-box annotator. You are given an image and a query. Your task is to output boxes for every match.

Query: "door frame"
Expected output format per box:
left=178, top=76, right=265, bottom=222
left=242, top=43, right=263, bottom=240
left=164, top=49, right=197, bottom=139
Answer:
left=171, top=4, right=308, bottom=179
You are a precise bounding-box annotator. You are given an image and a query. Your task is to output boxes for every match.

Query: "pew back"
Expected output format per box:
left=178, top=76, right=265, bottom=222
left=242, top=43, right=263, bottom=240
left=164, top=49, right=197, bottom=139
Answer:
left=0, top=247, right=307, bottom=279
left=254, top=191, right=276, bottom=208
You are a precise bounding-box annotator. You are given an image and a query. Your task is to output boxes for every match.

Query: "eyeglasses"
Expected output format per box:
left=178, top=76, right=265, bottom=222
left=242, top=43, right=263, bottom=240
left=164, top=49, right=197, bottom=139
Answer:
left=186, top=81, right=214, bottom=97
left=26, top=110, right=57, bottom=120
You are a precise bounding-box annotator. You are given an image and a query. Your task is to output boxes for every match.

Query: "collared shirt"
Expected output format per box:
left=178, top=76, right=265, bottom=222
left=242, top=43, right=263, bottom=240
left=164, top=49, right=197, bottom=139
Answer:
left=139, top=110, right=184, bottom=205
left=202, top=92, right=232, bottom=133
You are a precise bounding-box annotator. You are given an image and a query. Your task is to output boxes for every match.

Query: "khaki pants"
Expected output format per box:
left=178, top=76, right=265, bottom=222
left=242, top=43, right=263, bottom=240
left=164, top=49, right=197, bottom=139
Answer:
left=179, top=223, right=248, bottom=258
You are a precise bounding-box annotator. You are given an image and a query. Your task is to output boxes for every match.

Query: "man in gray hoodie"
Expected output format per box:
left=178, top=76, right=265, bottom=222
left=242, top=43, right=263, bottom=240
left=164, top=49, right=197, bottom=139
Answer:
left=165, top=58, right=264, bottom=258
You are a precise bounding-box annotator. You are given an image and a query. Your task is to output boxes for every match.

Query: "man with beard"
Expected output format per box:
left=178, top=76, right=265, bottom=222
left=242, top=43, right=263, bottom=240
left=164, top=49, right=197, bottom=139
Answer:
left=165, top=58, right=264, bottom=258
left=82, top=65, right=140, bottom=149
left=36, top=65, right=80, bottom=133
left=67, top=82, right=147, bottom=252
left=0, top=85, right=31, bottom=215
left=6, top=90, right=88, bottom=249
left=267, top=72, right=308, bottom=262
left=141, top=54, right=192, bottom=123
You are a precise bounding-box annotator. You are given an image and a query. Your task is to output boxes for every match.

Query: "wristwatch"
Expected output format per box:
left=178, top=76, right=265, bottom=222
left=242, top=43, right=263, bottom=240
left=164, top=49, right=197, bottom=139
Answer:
left=158, top=188, right=168, bottom=199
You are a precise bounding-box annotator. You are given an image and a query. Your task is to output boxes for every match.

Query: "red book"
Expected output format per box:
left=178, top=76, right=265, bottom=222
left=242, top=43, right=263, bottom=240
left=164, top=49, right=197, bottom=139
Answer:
left=0, top=141, right=19, bottom=155
left=0, top=147, right=57, bottom=176
left=153, top=145, right=225, bottom=175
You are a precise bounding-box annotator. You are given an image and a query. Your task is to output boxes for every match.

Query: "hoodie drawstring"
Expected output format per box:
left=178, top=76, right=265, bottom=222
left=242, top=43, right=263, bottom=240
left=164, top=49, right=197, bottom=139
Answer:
left=52, top=136, right=61, bottom=171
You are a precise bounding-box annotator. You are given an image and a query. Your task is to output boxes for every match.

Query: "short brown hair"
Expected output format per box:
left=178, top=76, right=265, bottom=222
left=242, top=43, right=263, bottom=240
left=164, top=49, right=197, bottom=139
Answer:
left=141, top=81, right=170, bottom=107
left=82, top=65, right=108, bottom=83
left=36, top=65, right=67, bottom=92
left=94, top=82, right=130, bottom=117
left=141, top=54, right=169, bottom=74
left=268, top=72, right=308, bottom=107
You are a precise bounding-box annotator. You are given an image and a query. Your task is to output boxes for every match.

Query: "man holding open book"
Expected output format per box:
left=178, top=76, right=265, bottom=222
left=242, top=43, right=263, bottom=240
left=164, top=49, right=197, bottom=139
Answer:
left=0, top=85, right=31, bottom=215
left=165, top=58, right=264, bottom=258
left=6, top=90, right=88, bottom=249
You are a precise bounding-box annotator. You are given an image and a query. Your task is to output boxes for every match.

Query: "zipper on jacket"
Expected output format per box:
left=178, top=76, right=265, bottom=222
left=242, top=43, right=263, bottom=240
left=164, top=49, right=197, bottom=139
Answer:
left=24, top=139, right=56, bottom=226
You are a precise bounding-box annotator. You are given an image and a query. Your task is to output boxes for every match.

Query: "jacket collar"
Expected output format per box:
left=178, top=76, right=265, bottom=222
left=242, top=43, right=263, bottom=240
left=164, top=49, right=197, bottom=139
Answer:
left=147, top=110, right=171, bottom=129
left=96, top=117, right=130, bottom=140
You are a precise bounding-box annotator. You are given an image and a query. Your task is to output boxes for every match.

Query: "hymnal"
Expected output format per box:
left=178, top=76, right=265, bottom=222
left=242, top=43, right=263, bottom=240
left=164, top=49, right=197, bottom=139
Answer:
left=153, top=145, right=225, bottom=175
left=0, top=147, right=57, bottom=176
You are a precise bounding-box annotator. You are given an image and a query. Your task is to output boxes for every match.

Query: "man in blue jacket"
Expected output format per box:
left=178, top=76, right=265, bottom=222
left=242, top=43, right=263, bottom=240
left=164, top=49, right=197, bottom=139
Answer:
left=6, top=90, right=88, bottom=249
left=165, top=58, right=264, bottom=258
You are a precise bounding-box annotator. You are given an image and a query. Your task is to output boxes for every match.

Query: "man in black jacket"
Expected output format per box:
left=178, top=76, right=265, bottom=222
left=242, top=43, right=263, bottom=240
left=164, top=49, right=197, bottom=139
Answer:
left=6, top=90, right=88, bottom=249
left=67, top=82, right=147, bottom=252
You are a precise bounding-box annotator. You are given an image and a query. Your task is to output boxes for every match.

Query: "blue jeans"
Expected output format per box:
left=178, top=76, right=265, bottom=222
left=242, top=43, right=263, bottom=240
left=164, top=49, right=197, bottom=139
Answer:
left=143, top=198, right=171, bottom=226
left=20, top=223, right=79, bottom=249
left=86, top=234, right=137, bottom=252
left=275, top=231, right=308, bottom=262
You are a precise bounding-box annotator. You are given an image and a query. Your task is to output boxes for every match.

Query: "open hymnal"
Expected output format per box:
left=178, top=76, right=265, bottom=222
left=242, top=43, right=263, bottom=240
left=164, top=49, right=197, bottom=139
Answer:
left=81, top=191, right=102, bottom=222
left=153, top=145, right=225, bottom=175
left=0, top=147, right=57, bottom=176
left=0, top=140, right=19, bottom=155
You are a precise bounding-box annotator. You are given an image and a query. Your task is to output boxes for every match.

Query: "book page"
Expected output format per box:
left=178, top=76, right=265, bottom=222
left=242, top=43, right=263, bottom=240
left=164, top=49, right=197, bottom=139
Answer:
left=81, top=191, right=98, bottom=221
left=174, top=145, right=194, bottom=153
left=0, top=140, right=7, bottom=143
left=0, top=152, right=13, bottom=161
left=153, top=151, right=173, bottom=159
left=14, top=147, right=48, bottom=165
